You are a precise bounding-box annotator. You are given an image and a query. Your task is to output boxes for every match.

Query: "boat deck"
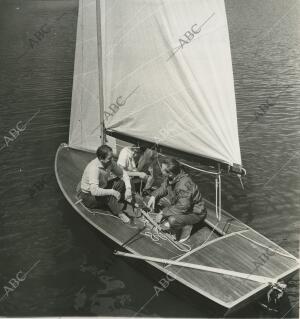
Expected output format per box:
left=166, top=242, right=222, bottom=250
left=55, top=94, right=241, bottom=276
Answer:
left=55, top=144, right=299, bottom=312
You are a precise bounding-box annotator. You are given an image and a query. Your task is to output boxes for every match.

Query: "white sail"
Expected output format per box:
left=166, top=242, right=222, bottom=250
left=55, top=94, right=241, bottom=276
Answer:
left=69, top=0, right=116, bottom=153
left=101, top=0, right=241, bottom=167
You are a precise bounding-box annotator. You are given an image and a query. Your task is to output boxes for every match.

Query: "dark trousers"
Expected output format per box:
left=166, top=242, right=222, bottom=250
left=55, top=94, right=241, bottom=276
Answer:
left=130, top=176, right=149, bottom=195
left=78, top=179, right=125, bottom=216
left=158, top=197, right=206, bottom=229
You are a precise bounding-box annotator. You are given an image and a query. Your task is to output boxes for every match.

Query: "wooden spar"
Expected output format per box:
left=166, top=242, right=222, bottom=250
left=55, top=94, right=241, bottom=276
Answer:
left=96, top=0, right=105, bottom=144
left=114, top=251, right=277, bottom=284
left=106, top=129, right=237, bottom=173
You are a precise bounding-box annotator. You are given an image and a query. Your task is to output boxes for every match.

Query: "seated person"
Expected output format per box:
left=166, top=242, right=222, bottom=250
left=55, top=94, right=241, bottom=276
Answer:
left=147, top=157, right=207, bottom=242
left=137, top=147, right=157, bottom=192
left=78, top=144, right=132, bottom=223
left=117, top=145, right=155, bottom=193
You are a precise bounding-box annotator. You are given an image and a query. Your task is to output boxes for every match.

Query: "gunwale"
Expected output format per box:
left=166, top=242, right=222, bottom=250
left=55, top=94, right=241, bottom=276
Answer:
left=55, top=143, right=299, bottom=312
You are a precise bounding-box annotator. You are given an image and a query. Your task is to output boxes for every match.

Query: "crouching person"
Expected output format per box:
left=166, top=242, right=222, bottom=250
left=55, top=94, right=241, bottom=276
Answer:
left=117, top=145, right=156, bottom=194
left=78, top=145, right=132, bottom=223
left=117, top=145, right=149, bottom=192
left=147, top=158, right=207, bottom=242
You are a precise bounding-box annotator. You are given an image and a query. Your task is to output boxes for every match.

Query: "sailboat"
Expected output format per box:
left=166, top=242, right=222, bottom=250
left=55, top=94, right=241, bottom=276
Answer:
left=55, top=0, right=299, bottom=315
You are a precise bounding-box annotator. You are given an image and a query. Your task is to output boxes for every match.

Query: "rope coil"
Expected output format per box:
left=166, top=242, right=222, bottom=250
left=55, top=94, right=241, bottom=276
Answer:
left=138, top=210, right=192, bottom=252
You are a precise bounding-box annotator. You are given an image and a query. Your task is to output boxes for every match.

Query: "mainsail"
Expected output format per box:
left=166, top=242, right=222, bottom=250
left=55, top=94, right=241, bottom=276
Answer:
left=70, top=0, right=242, bottom=168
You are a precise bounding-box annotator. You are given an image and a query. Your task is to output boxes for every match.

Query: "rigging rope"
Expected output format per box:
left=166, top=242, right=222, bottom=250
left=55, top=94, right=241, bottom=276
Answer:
left=140, top=213, right=191, bottom=253
left=215, top=176, right=218, bottom=220
left=157, top=151, right=219, bottom=175
left=238, top=233, right=299, bottom=261
left=76, top=199, right=122, bottom=220
left=215, top=173, right=222, bottom=221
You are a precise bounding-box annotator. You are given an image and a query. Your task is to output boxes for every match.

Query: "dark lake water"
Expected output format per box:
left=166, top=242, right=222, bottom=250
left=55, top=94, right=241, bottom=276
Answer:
left=0, top=0, right=299, bottom=317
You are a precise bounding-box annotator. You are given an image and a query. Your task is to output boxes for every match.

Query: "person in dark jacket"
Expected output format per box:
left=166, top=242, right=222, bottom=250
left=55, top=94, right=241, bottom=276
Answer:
left=147, top=157, right=206, bottom=242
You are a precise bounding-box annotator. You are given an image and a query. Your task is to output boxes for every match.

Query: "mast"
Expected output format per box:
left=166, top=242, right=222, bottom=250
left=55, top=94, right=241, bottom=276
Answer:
left=96, top=0, right=105, bottom=144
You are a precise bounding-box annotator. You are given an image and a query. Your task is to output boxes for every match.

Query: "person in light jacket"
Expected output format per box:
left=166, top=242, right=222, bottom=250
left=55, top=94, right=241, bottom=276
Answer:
left=78, top=144, right=132, bottom=223
left=117, top=145, right=156, bottom=194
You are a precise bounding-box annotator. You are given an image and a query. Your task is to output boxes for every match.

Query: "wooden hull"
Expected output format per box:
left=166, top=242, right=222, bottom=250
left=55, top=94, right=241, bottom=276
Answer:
left=55, top=144, right=299, bottom=315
